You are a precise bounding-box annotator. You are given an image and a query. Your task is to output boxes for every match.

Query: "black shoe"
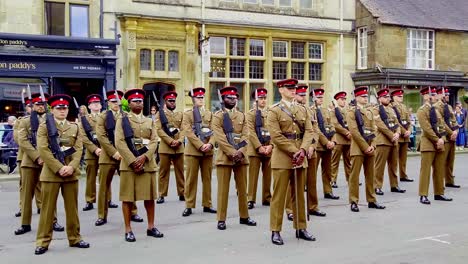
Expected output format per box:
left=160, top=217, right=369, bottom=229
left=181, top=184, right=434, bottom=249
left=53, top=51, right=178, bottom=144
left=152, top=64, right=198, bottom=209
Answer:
left=15, top=211, right=21, bottom=217
left=324, top=193, right=340, bottom=200
left=287, top=213, right=294, bottom=221
left=331, top=182, right=338, bottom=188
left=34, top=247, right=48, bottom=255
left=37, top=208, right=41, bottom=214
left=8, top=163, right=17, bottom=174
left=125, top=231, right=136, bottom=242
left=203, top=207, right=217, bottom=213
left=391, top=186, right=406, bottom=193
left=434, top=195, right=453, bottom=201
left=400, top=177, right=414, bottom=182
left=147, top=227, right=164, bottom=238
left=182, top=208, right=192, bottom=217
left=350, top=203, right=359, bottom=212
left=82, top=202, right=94, bottom=211
left=368, top=202, right=386, bottom=209
left=108, top=201, right=119, bottom=208
left=239, top=217, right=257, bottom=226
left=95, top=218, right=107, bottom=226
left=217, top=221, right=226, bottom=230
left=179, top=195, right=185, bottom=201
left=420, top=196, right=431, bottom=205
left=308, top=210, right=326, bottom=217
left=271, top=231, right=284, bottom=245
left=156, top=197, right=165, bottom=204
left=53, top=222, right=64, bottom=232
left=445, top=183, right=461, bottom=188
left=70, top=240, right=90, bottom=248
left=14, top=225, right=31, bottom=235
left=375, top=188, right=384, bottom=195
left=295, top=229, right=316, bottom=241
left=131, top=214, right=144, bottom=222
left=247, top=201, right=255, bottom=210
left=262, top=201, right=270, bottom=206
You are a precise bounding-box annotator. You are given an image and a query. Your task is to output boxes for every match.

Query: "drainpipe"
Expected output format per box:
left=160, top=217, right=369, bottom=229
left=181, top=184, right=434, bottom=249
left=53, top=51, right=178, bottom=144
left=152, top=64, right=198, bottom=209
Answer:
left=201, top=0, right=206, bottom=88
left=339, top=0, right=344, bottom=91
left=100, top=0, right=104, bottom=38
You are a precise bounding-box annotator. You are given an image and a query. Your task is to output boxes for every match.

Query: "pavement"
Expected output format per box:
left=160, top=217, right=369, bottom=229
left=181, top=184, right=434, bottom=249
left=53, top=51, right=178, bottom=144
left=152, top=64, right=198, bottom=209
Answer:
left=0, top=153, right=467, bottom=264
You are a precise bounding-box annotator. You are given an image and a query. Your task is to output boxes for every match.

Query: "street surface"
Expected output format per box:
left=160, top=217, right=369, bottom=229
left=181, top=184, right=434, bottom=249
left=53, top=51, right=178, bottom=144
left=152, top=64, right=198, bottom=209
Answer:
left=0, top=154, right=467, bottom=264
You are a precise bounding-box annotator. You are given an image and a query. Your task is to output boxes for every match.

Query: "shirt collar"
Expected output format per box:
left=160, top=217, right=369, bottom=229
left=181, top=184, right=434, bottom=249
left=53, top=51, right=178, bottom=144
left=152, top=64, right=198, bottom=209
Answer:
left=281, top=99, right=293, bottom=108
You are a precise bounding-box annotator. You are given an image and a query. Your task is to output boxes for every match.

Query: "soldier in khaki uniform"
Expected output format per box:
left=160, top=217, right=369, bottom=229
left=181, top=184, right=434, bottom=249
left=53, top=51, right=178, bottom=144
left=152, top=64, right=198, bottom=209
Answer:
left=34, top=94, right=89, bottom=255
left=15, top=93, right=64, bottom=236
left=212, top=86, right=256, bottom=230
left=181, top=87, right=217, bottom=217
left=373, top=88, right=406, bottom=195
left=435, top=87, right=460, bottom=188
left=417, top=86, right=453, bottom=204
left=268, top=79, right=315, bottom=246
left=312, top=88, right=339, bottom=200
left=330, top=91, right=352, bottom=186
left=95, top=90, right=142, bottom=226
left=391, top=89, right=414, bottom=182
left=115, top=89, right=163, bottom=242
left=246, top=87, right=273, bottom=210
left=346, top=86, right=385, bottom=212
left=155, top=91, right=185, bottom=204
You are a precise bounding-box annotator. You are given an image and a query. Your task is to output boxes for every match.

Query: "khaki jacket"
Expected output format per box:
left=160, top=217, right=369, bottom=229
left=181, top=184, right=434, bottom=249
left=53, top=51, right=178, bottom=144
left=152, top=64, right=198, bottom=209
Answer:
left=18, top=114, right=45, bottom=168
left=13, top=116, right=24, bottom=161
left=391, top=102, right=412, bottom=143
left=79, top=113, right=100, bottom=160
left=212, top=109, right=249, bottom=166
left=373, top=105, right=401, bottom=146
left=246, top=108, right=272, bottom=157
left=306, top=106, right=319, bottom=158
left=267, top=101, right=313, bottom=169
left=434, top=100, right=458, bottom=139
left=314, top=106, right=336, bottom=151
left=182, top=108, right=215, bottom=156
left=155, top=109, right=184, bottom=154
left=347, top=105, right=376, bottom=157
left=96, top=110, right=120, bottom=165
left=417, top=103, right=446, bottom=152
left=331, top=106, right=351, bottom=145
left=37, top=120, right=83, bottom=182
left=115, top=112, right=158, bottom=172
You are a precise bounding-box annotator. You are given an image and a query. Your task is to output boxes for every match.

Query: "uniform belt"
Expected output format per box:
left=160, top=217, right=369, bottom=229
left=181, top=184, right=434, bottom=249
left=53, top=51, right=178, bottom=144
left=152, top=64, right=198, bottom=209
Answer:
left=282, top=132, right=304, bottom=140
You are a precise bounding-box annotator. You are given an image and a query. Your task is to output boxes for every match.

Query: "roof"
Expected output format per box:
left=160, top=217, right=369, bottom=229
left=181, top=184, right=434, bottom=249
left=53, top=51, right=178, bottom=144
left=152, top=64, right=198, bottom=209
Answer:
left=360, top=0, right=468, bottom=32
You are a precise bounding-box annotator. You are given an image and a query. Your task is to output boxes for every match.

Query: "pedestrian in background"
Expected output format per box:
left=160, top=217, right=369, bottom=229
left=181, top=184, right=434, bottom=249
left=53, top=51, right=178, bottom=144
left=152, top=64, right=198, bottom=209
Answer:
left=455, top=104, right=465, bottom=150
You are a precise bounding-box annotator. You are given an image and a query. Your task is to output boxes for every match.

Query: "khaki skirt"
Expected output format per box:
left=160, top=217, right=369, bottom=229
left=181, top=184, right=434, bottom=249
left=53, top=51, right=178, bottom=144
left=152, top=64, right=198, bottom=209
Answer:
left=119, top=171, right=157, bottom=202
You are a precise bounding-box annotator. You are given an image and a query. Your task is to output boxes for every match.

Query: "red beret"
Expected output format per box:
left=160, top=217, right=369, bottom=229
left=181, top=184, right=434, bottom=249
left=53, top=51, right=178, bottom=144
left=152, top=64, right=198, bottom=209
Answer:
left=354, top=86, right=369, bottom=97
left=377, top=88, right=390, bottom=98
left=48, top=94, right=71, bottom=108
left=391, top=89, right=404, bottom=96
left=277, top=78, right=298, bottom=88
left=334, top=91, right=347, bottom=100
left=124, top=89, right=145, bottom=101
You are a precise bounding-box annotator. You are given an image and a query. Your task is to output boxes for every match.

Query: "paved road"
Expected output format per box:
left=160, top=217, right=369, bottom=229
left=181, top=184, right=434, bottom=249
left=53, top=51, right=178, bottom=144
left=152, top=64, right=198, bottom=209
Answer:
left=0, top=154, right=467, bottom=264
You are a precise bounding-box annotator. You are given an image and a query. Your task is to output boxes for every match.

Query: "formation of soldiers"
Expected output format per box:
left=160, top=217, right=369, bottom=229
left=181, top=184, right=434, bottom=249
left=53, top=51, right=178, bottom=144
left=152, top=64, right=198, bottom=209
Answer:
left=12, top=78, right=461, bottom=254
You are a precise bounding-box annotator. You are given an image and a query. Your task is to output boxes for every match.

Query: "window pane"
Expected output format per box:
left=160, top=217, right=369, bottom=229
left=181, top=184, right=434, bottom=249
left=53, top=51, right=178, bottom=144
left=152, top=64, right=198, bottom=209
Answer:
left=244, top=0, right=258, bottom=3
left=273, top=61, right=287, bottom=80
left=210, top=58, right=226, bottom=78
left=300, top=0, right=313, bottom=9
left=230, top=59, right=245, bottom=78
left=140, top=49, right=151, bottom=70
left=273, top=41, right=288, bottom=57
left=249, top=60, right=264, bottom=79
left=45, top=2, right=65, bottom=36
left=291, top=62, right=305, bottom=80
left=262, top=0, right=274, bottom=4
left=231, top=83, right=245, bottom=112
left=280, top=0, right=292, bottom=6
left=210, top=82, right=225, bottom=112
left=154, top=50, right=165, bottom=71
left=309, top=43, right=323, bottom=59
left=291, top=42, right=305, bottom=59
left=210, top=37, right=226, bottom=55
left=169, top=51, right=179, bottom=72
left=309, top=63, right=322, bottom=80
left=249, top=39, right=264, bottom=56
left=70, top=5, right=89, bottom=37
left=230, top=38, right=246, bottom=56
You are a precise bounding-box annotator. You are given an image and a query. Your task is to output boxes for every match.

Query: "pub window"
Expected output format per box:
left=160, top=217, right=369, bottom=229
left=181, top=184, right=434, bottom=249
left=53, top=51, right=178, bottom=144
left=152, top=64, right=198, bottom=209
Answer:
left=309, top=63, right=322, bottom=81
left=45, top=2, right=65, bottom=36
left=230, top=38, right=246, bottom=56
left=154, top=50, right=165, bottom=71
left=210, top=37, right=226, bottom=55
left=70, top=5, right=89, bottom=37
left=210, top=58, right=226, bottom=78
left=249, top=60, right=264, bottom=79
left=357, top=27, right=368, bottom=69
left=140, top=49, right=151, bottom=71
left=273, top=41, right=288, bottom=58
left=309, top=43, right=323, bottom=60
left=406, top=28, right=434, bottom=70
left=291, top=62, right=305, bottom=80
left=44, top=0, right=89, bottom=37
left=168, top=51, right=179, bottom=72
left=292, top=42, right=305, bottom=59
left=230, top=59, right=246, bottom=78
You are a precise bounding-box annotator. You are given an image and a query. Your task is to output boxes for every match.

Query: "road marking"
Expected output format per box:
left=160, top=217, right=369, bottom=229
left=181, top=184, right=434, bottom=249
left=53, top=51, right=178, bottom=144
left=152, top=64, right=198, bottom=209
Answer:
left=408, top=234, right=451, bottom=245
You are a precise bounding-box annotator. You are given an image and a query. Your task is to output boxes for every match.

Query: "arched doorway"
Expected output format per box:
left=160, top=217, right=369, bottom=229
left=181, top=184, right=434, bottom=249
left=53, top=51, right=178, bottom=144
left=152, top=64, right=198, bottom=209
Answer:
left=142, top=82, right=176, bottom=116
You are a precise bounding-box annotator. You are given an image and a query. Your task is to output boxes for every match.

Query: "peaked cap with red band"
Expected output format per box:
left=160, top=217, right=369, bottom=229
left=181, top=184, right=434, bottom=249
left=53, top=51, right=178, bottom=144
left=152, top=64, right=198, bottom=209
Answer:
left=311, top=88, right=325, bottom=97
left=86, top=94, right=103, bottom=104
left=163, top=91, right=178, bottom=100
left=48, top=94, right=72, bottom=108
left=296, top=84, right=308, bottom=95
left=189, top=87, right=206, bottom=97
left=354, top=86, right=369, bottom=97
left=25, top=98, right=31, bottom=105
left=220, top=86, right=238, bottom=96
left=251, top=87, right=267, bottom=99
left=31, top=92, right=50, bottom=104
left=124, top=89, right=145, bottom=101
left=106, top=90, right=124, bottom=100
left=277, top=78, right=298, bottom=88
left=420, top=86, right=437, bottom=95
left=436, top=87, right=450, bottom=95
left=377, top=88, right=390, bottom=98
left=391, top=89, right=404, bottom=96
left=334, top=91, right=347, bottom=100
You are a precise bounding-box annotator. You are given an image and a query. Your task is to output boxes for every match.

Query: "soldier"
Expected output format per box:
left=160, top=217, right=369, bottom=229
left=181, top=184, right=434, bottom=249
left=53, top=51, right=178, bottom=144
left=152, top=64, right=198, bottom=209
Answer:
left=268, top=78, right=315, bottom=246
left=181, top=87, right=217, bottom=217
left=435, top=87, right=461, bottom=188
left=155, top=90, right=185, bottom=204
left=15, top=93, right=64, bottom=236
left=330, top=91, right=352, bottom=186
left=346, top=86, right=385, bottom=212
left=212, top=86, right=256, bottom=230
left=34, top=94, right=89, bottom=255
left=246, top=87, right=273, bottom=210
left=391, top=89, right=414, bottom=182
left=373, top=88, right=406, bottom=195
left=417, top=86, right=453, bottom=204
left=312, top=88, right=339, bottom=200
left=115, top=88, right=163, bottom=242
left=95, top=90, right=142, bottom=226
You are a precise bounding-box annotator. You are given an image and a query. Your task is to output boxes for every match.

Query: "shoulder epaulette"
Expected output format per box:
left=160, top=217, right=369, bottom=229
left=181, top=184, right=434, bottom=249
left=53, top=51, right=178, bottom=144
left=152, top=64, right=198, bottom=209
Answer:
left=271, top=102, right=280, bottom=108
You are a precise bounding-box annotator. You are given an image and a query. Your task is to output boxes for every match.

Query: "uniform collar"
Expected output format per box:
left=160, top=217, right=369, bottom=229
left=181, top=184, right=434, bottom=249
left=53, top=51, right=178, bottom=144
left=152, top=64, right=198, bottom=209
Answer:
left=281, top=99, right=293, bottom=108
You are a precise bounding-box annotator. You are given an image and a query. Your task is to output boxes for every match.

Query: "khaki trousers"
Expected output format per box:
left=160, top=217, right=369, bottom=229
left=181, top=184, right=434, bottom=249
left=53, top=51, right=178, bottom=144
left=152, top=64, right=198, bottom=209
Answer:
left=442, top=142, right=456, bottom=185
left=20, top=167, right=42, bottom=225
left=247, top=155, right=272, bottom=204
left=398, top=142, right=409, bottom=179
left=158, top=153, right=185, bottom=197
left=184, top=155, right=213, bottom=208
left=18, top=162, right=41, bottom=210
left=349, top=155, right=377, bottom=204
left=374, top=145, right=399, bottom=189
left=306, top=156, right=319, bottom=211
left=216, top=165, right=249, bottom=221
left=85, top=158, right=98, bottom=203
left=418, top=151, right=445, bottom=196
left=331, top=144, right=351, bottom=183
left=317, top=150, right=333, bottom=194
